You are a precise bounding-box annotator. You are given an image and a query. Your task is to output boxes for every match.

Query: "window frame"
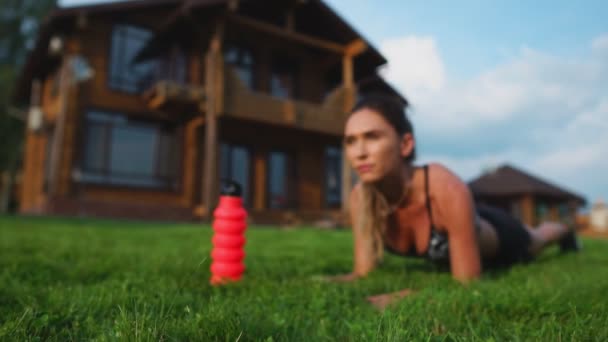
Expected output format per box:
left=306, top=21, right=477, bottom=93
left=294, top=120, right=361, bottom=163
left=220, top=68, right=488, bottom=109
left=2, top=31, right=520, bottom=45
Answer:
left=78, top=108, right=182, bottom=191
left=266, top=149, right=298, bottom=210
left=219, top=142, right=254, bottom=208
left=107, top=23, right=159, bottom=94
left=270, top=53, right=299, bottom=100
left=151, top=44, right=189, bottom=86
left=223, top=42, right=256, bottom=90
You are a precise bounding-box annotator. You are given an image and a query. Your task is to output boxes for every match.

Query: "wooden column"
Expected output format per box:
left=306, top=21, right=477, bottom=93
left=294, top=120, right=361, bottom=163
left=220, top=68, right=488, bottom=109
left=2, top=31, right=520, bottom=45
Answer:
left=549, top=204, right=559, bottom=221
left=47, top=57, right=71, bottom=197
left=184, top=117, right=204, bottom=208
left=202, top=24, right=223, bottom=221
left=286, top=7, right=295, bottom=32
left=521, top=194, right=535, bottom=227
left=342, top=55, right=354, bottom=104
left=341, top=54, right=355, bottom=215
left=253, top=151, right=267, bottom=210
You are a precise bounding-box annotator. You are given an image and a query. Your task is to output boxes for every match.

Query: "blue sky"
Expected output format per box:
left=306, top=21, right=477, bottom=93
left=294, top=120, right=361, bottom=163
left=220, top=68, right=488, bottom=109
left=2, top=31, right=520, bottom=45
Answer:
left=326, top=0, right=607, bottom=77
left=60, top=0, right=608, bottom=207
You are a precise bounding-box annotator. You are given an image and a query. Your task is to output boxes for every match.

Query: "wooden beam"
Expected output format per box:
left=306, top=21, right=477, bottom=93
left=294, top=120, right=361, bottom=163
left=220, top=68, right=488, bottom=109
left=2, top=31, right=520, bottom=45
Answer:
left=342, top=54, right=356, bottom=113
left=521, top=195, right=534, bottom=227
left=228, top=14, right=345, bottom=54
left=215, top=39, right=225, bottom=115
left=202, top=22, right=223, bottom=221
left=345, top=39, right=368, bottom=57
left=228, top=0, right=239, bottom=11
left=341, top=53, right=356, bottom=215
left=342, top=55, right=354, bottom=88
left=253, top=152, right=267, bottom=210
left=286, top=9, right=295, bottom=32
left=47, top=58, right=71, bottom=197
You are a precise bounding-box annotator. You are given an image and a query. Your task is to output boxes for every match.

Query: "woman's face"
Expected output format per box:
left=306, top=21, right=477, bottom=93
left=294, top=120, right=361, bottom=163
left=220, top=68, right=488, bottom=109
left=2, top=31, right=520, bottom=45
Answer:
left=344, top=108, right=414, bottom=183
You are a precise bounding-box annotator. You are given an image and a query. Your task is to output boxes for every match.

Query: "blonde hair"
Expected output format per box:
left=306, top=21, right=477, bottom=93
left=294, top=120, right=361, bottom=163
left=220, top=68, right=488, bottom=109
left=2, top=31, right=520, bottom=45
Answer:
left=349, top=94, right=414, bottom=266
left=355, top=183, right=393, bottom=264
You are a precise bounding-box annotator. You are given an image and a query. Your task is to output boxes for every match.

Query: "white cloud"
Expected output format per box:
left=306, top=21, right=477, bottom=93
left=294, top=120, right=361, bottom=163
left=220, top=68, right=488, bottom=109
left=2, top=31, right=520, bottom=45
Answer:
left=380, top=33, right=608, bottom=205
left=592, top=35, right=608, bottom=55
left=378, top=36, right=446, bottom=101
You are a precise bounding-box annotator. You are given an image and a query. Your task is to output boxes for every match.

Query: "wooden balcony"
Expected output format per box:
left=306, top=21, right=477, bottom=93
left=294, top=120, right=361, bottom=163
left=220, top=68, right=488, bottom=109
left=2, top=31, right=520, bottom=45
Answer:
left=222, top=67, right=350, bottom=136
left=143, top=80, right=206, bottom=113
left=141, top=68, right=351, bottom=136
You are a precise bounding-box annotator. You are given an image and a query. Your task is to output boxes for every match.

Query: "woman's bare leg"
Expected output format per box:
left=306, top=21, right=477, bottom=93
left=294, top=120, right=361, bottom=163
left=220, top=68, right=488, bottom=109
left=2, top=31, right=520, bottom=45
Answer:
left=526, top=222, right=571, bottom=255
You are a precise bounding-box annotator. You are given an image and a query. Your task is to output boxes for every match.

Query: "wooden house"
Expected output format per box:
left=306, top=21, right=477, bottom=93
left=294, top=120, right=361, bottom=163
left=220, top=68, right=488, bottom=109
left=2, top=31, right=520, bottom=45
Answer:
left=468, top=164, right=587, bottom=227
left=12, top=0, right=405, bottom=224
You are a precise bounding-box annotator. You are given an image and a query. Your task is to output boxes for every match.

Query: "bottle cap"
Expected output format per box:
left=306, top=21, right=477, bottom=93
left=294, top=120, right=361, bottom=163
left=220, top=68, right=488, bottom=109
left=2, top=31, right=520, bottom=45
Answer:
left=220, top=179, right=242, bottom=197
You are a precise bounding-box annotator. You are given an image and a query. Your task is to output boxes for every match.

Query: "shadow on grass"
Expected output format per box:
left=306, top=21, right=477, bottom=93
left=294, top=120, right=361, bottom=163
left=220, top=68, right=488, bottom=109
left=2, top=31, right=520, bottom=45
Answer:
left=380, top=245, right=586, bottom=281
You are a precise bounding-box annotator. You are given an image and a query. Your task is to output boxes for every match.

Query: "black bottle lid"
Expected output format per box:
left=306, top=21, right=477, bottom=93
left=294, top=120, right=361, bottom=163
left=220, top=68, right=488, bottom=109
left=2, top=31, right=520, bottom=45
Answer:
left=220, top=179, right=242, bottom=197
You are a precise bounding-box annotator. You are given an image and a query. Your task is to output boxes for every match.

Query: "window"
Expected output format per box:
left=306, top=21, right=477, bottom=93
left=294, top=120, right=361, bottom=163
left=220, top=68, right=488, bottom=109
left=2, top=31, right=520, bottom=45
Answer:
left=220, top=143, right=252, bottom=207
left=535, top=202, right=548, bottom=224
left=271, top=56, right=298, bottom=99
left=158, top=46, right=187, bottom=85
left=323, top=75, right=341, bottom=102
left=558, top=203, right=571, bottom=220
left=325, top=147, right=342, bottom=207
left=267, top=151, right=295, bottom=209
left=81, top=110, right=179, bottom=189
left=109, top=24, right=158, bottom=93
left=224, top=44, right=255, bottom=89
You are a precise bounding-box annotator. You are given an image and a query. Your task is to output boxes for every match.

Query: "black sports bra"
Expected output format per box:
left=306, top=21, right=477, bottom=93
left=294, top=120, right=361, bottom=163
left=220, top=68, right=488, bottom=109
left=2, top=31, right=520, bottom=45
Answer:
left=384, top=165, right=450, bottom=262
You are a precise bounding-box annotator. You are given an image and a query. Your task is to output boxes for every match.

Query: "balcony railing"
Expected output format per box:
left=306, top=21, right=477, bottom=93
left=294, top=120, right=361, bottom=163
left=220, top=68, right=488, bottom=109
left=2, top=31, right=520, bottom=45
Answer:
left=222, top=66, right=349, bottom=136
left=141, top=65, right=351, bottom=136
left=143, top=80, right=205, bottom=112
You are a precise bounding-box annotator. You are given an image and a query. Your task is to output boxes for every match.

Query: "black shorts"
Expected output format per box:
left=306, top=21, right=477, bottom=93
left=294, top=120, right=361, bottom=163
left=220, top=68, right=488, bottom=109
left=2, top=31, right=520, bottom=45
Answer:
left=477, top=204, right=534, bottom=267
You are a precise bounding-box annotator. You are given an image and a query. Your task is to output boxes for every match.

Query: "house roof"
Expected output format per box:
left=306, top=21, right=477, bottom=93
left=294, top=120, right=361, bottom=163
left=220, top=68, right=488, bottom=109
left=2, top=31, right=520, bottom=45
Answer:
left=12, top=0, right=391, bottom=104
left=468, top=164, right=587, bottom=205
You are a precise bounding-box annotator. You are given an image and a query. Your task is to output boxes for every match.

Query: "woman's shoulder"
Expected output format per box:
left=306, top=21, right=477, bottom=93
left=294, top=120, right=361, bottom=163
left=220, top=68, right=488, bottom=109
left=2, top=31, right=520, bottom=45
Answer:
left=424, top=162, right=455, bottom=179
left=424, top=162, right=469, bottom=194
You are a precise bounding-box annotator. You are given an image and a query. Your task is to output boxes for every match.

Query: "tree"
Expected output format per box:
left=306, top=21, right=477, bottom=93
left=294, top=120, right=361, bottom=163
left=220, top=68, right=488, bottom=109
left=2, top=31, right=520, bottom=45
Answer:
left=0, top=0, right=57, bottom=212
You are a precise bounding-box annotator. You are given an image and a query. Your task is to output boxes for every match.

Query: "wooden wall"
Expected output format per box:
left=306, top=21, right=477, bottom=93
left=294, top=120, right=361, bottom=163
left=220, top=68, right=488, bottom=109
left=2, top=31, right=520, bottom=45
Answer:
left=220, top=117, right=341, bottom=212
left=19, top=132, right=47, bottom=214
left=18, top=10, right=211, bottom=216
left=521, top=194, right=534, bottom=226
left=76, top=13, right=184, bottom=118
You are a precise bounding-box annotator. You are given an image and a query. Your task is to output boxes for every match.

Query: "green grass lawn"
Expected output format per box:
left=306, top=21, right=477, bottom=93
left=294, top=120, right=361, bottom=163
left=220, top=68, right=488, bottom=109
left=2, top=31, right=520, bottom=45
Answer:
left=1, top=215, right=607, bottom=341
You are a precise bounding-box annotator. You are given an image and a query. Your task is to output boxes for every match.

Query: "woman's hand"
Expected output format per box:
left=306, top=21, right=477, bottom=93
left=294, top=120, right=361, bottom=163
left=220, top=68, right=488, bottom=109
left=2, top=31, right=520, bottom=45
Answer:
left=366, top=289, right=415, bottom=310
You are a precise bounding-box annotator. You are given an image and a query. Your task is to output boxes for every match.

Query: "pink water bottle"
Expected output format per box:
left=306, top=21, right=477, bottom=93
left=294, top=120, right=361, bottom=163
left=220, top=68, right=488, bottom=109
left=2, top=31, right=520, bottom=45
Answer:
left=210, top=180, right=247, bottom=285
